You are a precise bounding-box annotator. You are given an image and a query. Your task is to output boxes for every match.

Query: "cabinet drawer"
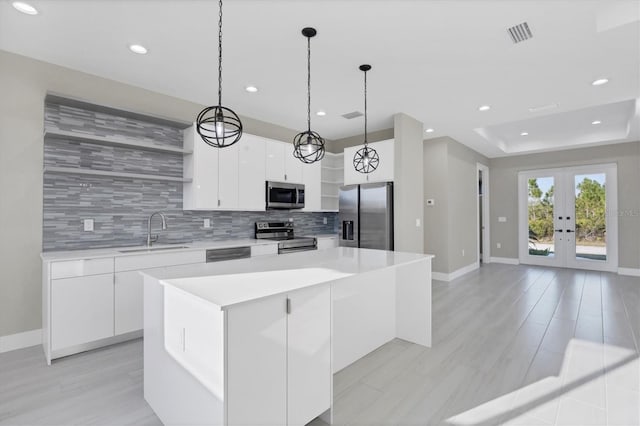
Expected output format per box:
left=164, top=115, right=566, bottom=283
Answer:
left=115, top=250, right=204, bottom=272
left=51, top=258, right=114, bottom=279
left=251, top=244, right=278, bottom=257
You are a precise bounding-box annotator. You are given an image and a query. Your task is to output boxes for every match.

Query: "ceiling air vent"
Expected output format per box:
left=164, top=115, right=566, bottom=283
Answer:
left=341, top=111, right=363, bottom=120
left=507, top=22, right=533, bottom=44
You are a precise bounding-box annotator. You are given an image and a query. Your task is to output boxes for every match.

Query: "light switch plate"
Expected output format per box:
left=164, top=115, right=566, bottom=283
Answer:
left=203, top=218, right=211, bottom=228
left=323, top=217, right=328, bottom=225
left=83, top=219, right=94, bottom=232
left=416, top=218, right=421, bottom=227
left=498, top=216, right=507, bottom=222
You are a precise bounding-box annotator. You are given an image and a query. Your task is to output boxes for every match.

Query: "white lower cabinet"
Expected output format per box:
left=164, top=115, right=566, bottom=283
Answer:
left=317, top=237, right=338, bottom=250
left=225, top=284, right=331, bottom=426
left=114, top=269, right=154, bottom=335
left=51, top=273, right=114, bottom=351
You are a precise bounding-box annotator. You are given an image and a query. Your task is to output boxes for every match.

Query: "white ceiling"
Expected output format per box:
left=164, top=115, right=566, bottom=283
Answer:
left=1, top=0, right=639, bottom=158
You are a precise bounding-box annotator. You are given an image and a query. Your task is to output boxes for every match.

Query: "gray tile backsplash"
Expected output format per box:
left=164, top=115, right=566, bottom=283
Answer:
left=43, top=101, right=337, bottom=252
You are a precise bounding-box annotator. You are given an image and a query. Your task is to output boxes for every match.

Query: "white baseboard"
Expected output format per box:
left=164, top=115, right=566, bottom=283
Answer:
left=489, top=257, right=520, bottom=265
left=432, top=262, right=479, bottom=282
left=618, top=267, right=640, bottom=277
left=0, top=328, right=42, bottom=353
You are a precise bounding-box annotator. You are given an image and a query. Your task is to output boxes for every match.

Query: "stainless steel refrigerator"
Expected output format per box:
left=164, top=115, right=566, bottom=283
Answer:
left=338, top=182, right=394, bottom=250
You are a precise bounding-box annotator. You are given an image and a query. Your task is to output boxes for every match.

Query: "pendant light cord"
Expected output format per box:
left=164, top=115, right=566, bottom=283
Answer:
left=364, top=69, right=368, bottom=146
left=218, top=0, right=223, bottom=107
left=307, top=35, right=311, bottom=133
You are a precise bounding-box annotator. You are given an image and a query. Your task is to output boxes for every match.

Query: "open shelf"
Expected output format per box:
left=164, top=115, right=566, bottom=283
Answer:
left=44, top=166, right=192, bottom=183
left=44, top=129, right=192, bottom=155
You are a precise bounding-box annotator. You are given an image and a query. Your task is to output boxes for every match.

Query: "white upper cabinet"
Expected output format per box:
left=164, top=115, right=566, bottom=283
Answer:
left=184, top=126, right=267, bottom=211
left=266, top=140, right=303, bottom=184
left=184, top=126, right=319, bottom=211
left=302, top=160, right=322, bottom=211
left=343, top=139, right=395, bottom=185
left=183, top=125, right=219, bottom=210
left=238, top=134, right=267, bottom=211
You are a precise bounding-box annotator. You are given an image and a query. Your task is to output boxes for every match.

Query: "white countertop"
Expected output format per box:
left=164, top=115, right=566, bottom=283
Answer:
left=145, top=247, right=433, bottom=310
left=40, top=239, right=277, bottom=262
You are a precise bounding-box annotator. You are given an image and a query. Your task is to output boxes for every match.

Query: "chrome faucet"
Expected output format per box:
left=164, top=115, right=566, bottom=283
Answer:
left=147, top=212, right=168, bottom=247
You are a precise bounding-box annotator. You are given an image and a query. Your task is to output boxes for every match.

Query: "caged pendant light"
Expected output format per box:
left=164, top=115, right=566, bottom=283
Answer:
left=353, top=64, right=379, bottom=174
left=293, top=27, right=326, bottom=164
left=195, top=0, right=243, bottom=148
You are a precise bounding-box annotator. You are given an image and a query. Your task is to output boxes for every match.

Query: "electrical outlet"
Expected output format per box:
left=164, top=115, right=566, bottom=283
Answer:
left=462, top=249, right=465, bottom=256
left=203, top=218, right=211, bottom=228
left=498, top=216, right=507, bottom=223
left=323, top=217, right=328, bottom=225
left=289, top=218, right=293, bottom=222
left=497, top=243, right=502, bottom=249
left=416, top=218, right=421, bottom=227
left=83, top=219, right=94, bottom=232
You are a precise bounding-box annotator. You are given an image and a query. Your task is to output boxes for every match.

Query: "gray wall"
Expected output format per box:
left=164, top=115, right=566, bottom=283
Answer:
left=489, top=141, right=640, bottom=269
left=0, top=49, right=314, bottom=338
left=423, top=136, right=489, bottom=274
left=393, top=114, right=424, bottom=253
left=328, top=128, right=393, bottom=153
left=423, top=138, right=450, bottom=272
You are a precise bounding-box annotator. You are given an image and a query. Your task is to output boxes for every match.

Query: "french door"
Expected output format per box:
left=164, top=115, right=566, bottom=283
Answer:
left=518, top=164, right=618, bottom=272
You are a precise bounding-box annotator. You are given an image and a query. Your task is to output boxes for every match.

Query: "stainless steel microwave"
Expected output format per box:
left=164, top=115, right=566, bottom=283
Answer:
left=266, top=181, right=305, bottom=209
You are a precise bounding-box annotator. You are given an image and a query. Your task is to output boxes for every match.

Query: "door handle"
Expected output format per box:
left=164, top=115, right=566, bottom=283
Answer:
left=554, top=229, right=563, bottom=232
left=566, top=229, right=574, bottom=233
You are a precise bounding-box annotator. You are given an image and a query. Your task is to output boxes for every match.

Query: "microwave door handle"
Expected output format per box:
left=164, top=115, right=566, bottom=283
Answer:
left=295, top=187, right=299, bottom=204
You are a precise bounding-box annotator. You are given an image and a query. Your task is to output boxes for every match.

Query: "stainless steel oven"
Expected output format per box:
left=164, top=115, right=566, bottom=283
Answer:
left=255, top=221, right=317, bottom=254
left=266, top=181, right=305, bottom=210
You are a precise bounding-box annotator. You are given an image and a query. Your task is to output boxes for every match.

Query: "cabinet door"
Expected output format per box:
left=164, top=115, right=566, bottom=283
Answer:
left=265, top=140, right=286, bottom=182
left=184, top=129, right=219, bottom=210
left=226, top=296, right=287, bottom=425
left=51, top=273, right=114, bottom=350
left=302, top=160, right=322, bottom=211
left=366, top=139, right=394, bottom=183
left=217, top=142, right=239, bottom=209
left=284, top=145, right=304, bottom=184
left=287, top=285, right=331, bottom=426
left=343, top=145, right=365, bottom=185
left=239, top=134, right=266, bottom=210
left=114, top=270, right=146, bottom=335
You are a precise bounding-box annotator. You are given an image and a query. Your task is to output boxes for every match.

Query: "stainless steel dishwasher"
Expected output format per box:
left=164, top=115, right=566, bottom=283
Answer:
left=205, top=246, right=252, bottom=263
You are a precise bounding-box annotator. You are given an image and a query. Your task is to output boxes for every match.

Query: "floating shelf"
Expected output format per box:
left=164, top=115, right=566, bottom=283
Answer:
left=44, top=166, right=192, bottom=183
left=44, top=129, right=192, bottom=155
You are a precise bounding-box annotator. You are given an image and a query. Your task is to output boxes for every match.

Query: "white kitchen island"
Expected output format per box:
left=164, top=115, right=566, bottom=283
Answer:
left=143, top=247, right=433, bottom=426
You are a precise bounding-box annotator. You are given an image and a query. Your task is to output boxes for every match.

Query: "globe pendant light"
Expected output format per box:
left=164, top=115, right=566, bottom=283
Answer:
left=293, top=27, right=325, bottom=164
left=353, top=64, right=379, bottom=174
left=195, top=0, right=242, bottom=148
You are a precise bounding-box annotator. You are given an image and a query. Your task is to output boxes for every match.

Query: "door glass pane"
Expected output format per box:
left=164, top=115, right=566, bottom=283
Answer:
left=528, top=177, right=555, bottom=257
left=574, top=173, right=606, bottom=261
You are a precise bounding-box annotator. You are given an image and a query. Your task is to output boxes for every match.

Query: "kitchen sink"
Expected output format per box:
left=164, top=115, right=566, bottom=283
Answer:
left=118, top=246, right=189, bottom=253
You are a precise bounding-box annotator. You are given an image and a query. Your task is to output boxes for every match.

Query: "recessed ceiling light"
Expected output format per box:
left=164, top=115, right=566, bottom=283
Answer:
left=592, top=78, right=609, bottom=86
left=478, top=105, right=491, bottom=112
left=592, top=120, right=602, bottom=125
left=245, top=85, right=258, bottom=93
left=12, top=1, right=38, bottom=15
left=316, top=111, right=326, bottom=117
left=425, top=128, right=434, bottom=133
left=128, top=44, right=148, bottom=55
left=520, top=132, right=529, bottom=136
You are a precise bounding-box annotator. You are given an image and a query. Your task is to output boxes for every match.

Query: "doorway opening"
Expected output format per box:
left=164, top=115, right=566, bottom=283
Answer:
left=518, top=163, right=618, bottom=272
left=477, top=163, right=490, bottom=265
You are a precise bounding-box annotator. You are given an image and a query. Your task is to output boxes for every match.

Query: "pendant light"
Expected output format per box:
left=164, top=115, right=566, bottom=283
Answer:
left=195, top=0, right=243, bottom=148
left=293, top=27, right=326, bottom=164
left=353, top=64, right=379, bottom=174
